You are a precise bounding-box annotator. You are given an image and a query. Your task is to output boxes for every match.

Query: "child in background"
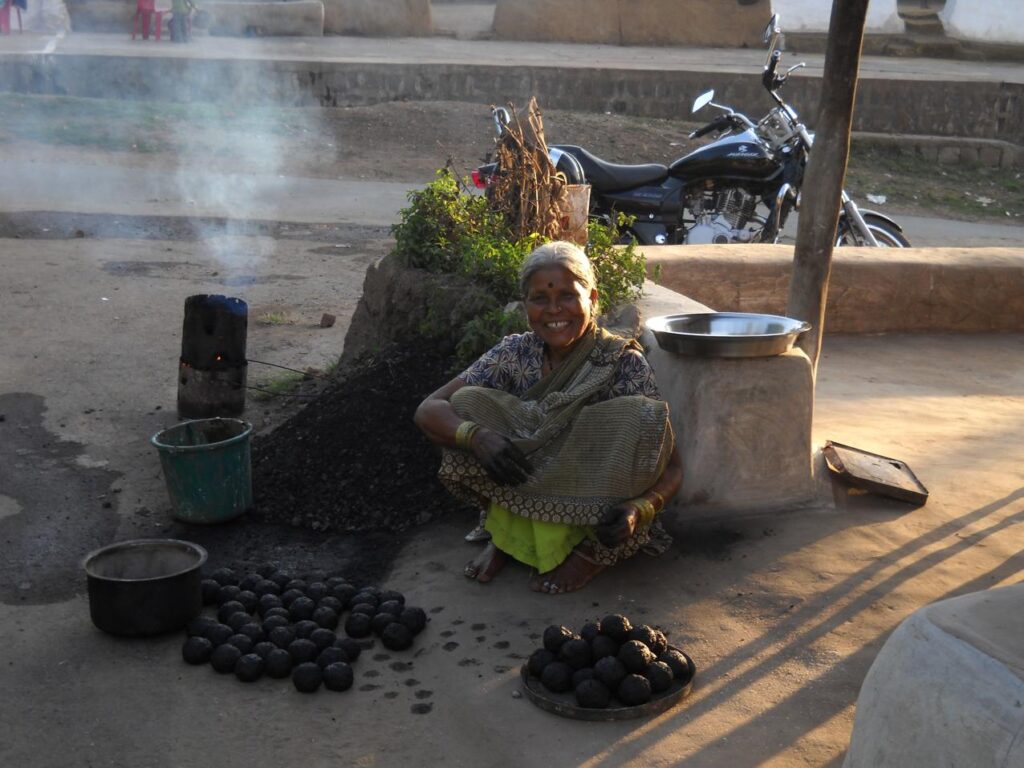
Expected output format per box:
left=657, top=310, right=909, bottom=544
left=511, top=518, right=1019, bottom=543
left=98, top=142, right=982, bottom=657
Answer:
left=169, top=0, right=196, bottom=41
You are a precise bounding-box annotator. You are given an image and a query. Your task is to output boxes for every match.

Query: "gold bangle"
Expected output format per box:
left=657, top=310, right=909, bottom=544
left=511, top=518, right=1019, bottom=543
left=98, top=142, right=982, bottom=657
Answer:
left=632, top=497, right=656, bottom=528
left=648, top=490, right=666, bottom=512
left=455, top=421, right=479, bottom=450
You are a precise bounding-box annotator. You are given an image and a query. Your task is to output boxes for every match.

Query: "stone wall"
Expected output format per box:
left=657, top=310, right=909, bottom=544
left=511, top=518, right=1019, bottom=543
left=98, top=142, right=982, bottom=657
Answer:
left=642, top=245, right=1024, bottom=334
left=493, top=0, right=770, bottom=48
left=205, top=1, right=325, bottom=37
left=323, top=0, right=431, bottom=37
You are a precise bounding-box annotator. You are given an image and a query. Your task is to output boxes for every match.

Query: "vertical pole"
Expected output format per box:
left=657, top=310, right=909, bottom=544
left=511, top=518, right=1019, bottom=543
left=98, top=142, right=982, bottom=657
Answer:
left=788, top=0, right=870, bottom=376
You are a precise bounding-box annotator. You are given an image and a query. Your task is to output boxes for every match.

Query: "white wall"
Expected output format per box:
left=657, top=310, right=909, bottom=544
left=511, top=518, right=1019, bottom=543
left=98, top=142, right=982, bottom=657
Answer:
left=771, top=0, right=904, bottom=35
left=940, top=0, right=1024, bottom=45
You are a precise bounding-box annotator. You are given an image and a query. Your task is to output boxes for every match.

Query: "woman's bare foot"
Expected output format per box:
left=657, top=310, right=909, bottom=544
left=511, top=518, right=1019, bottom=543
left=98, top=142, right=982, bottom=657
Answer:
left=530, top=549, right=605, bottom=594
left=463, top=542, right=507, bottom=583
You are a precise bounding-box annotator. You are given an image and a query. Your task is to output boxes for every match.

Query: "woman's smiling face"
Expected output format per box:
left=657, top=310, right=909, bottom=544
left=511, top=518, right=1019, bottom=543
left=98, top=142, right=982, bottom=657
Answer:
left=525, top=266, right=598, bottom=356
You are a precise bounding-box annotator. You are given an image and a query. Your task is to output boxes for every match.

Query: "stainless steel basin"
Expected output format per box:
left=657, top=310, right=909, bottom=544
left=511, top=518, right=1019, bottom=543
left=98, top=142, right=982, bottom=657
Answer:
left=647, top=312, right=812, bottom=358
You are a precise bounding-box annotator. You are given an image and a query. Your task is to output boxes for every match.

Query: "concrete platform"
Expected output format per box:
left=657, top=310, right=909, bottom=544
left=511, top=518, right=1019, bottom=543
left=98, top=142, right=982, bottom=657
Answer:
left=0, top=32, right=1022, bottom=154
left=844, top=584, right=1024, bottom=768
left=644, top=244, right=1024, bottom=334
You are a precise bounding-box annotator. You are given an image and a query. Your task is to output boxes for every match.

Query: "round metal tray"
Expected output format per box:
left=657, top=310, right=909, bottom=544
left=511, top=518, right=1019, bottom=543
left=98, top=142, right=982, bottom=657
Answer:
left=647, top=312, right=811, bottom=358
left=520, top=648, right=696, bottom=721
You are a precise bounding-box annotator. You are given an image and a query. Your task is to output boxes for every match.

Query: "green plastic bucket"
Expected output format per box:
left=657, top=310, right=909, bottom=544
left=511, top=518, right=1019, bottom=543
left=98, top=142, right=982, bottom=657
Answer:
left=151, top=418, right=253, bottom=524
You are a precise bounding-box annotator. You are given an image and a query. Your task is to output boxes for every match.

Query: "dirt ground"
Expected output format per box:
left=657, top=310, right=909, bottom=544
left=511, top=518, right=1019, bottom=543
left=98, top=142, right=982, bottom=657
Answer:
left=1, top=99, right=1023, bottom=766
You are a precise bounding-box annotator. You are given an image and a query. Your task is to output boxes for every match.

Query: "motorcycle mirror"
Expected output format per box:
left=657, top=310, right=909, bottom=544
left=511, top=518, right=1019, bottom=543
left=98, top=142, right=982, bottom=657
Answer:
left=692, top=90, right=715, bottom=113
left=492, top=106, right=511, bottom=136
left=762, top=13, right=779, bottom=45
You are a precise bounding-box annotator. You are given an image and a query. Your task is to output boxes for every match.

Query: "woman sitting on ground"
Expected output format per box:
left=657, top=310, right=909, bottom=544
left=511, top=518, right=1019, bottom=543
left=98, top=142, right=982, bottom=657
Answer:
left=414, top=241, right=683, bottom=594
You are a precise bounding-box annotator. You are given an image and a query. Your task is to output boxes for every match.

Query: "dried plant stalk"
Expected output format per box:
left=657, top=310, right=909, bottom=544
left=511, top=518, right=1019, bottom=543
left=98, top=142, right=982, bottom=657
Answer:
left=487, top=97, right=569, bottom=241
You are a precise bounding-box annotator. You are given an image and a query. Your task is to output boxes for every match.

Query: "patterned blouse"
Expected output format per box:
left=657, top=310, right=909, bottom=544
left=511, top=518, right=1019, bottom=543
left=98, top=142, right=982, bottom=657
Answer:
left=458, top=332, right=661, bottom=401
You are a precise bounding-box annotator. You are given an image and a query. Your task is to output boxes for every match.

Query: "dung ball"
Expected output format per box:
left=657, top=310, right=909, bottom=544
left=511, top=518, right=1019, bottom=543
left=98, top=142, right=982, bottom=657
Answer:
left=572, top=667, right=595, bottom=689
left=345, top=613, right=372, bottom=639
left=304, top=570, right=327, bottom=584
left=235, top=590, right=258, bottom=613
left=254, top=579, right=280, bottom=597
left=201, top=579, right=221, bottom=605
left=226, top=634, right=253, bottom=655
left=253, top=641, right=276, bottom=660
left=600, top=614, right=632, bottom=643
left=317, top=647, right=348, bottom=668
left=399, top=607, right=427, bottom=635
left=205, top=623, right=233, bottom=647
left=644, top=661, right=674, bottom=693
left=281, top=589, right=305, bottom=608
left=265, top=648, right=292, bottom=678
left=291, top=662, right=323, bottom=693
left=289, top=597, right=316, bottom=622
left=235, top=653, right=264, bottom=683
left=381, top=622, right=413, bottom=651
left=580, top=622, right=601, bottom=644
left=318, top=596, right=343, bottom=614
left=284, top=579, right=307, bottom=594
left=257, top=593, right=283, bottom=614
left=575, top=679, right=611, bottom=709
left=313, top=607, right=339, bottom=630
left=305, top=582, right=328, bottom=602
left=182, top=636, right=213, bottom=665
left=558, top=638, right=592, bottom=671
left=262, top=615, right=290, bottom=634
left=256, top=562, right=277, bottom=578
left=371, top=613, right=397, bottom=636
left=628, top=626, right=668, bottom=657
left=238, top=623, right=264, bottom=643
left=187, top=616, right=216, bottom=638
left=269, top=626, right=295, bottom=649
left=323, top=662, right=354, bottom=692
left=217, top=601, right=246, bottom=624
left=334, top=637, right=362, bottom=661
left=325, top=576, right=348, bottom=589
left=310, top=628, right=336, bottom=651
left=268, top=571, right=292, bottom=589
left=617, top=674, right=652, bottom=706
left=331, top=584, right=357, bottom=604
left=618, top=640, right=655, bottom=674
left=350, top=603, right=377, bottom=618
left=357, top=585, right=381, bottom=598
left=378, top=589, right=405, bottom=606
left=658, top=649, right=690, bottom=680
left=226, top=612, right=252, bottom=633
left=543, top=625, right=577, bottom=654
left=216, top=584, right=241, bottom=605
left=210, top=568, right=238, bottom=587
left=593, top=656, right=627, bottom=691
left=293, top=620, right=319, bottom=639
left=528, top=648, right=557, bottom=678
left=540, top=661, right=574, bottom=694
left=349, top=593, right=378, bottom=611
left=210, top=643, right=241, bottom=674
left=590, top=634, right=620, bottom=661
left=377, top=600, right=403, bottom=616
left=288, top=639, right=319, bottom=665
left=239, top=573, right=261, bottom=592
left=263, top=606, right=290, bottom=621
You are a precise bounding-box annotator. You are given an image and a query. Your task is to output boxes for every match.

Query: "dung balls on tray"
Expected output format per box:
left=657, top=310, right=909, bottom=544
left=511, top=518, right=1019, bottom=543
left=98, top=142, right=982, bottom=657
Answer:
left=590, top=634, right=619, bottom=661
left=543, top=625, right=577, bottom=654
left=528, top=648, right=556, bottom=678
left=617, top=674, right=653, bottom=706
left=575, top=679, right=611, bottom=709
left=644, top=661, right=674, bottom=693
left=558, top=639, right=592, bottom=671
left=540, top=661, right=574, bottom=694
left=628, top=625, right=668, bottom=657
left=592, top=656, right=627, bottom=691
left=658, top=649, right=690, bottom=680
left=618, top=640, right=656, bottom=674
left=600, top=614, right=632, bottom=644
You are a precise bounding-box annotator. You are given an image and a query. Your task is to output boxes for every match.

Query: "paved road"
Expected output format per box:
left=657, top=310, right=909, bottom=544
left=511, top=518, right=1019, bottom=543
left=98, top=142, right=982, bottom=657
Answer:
left=2, top=158, right=1021, bottom=247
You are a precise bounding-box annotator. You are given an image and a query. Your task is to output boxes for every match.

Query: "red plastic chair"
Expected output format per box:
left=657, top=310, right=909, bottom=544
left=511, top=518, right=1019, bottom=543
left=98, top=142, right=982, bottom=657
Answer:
left=132, top=0, right=165, bottom=41
left=0, top=0, right=24, bottom=35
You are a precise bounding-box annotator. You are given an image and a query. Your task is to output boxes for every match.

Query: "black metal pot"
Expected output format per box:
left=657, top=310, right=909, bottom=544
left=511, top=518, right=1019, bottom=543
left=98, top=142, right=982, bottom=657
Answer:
left=83, top=538, right=208, bottom=637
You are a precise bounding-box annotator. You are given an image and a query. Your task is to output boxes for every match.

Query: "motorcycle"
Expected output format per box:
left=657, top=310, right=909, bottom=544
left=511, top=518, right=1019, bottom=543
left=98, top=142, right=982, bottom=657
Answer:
left=473, top=14, right=909, bottom=248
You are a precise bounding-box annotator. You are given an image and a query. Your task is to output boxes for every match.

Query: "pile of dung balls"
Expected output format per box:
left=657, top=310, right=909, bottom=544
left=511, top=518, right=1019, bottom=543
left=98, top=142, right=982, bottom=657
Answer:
left=525, top=614, right=691, bottom=710
left=181, top=564, right=428, bottom=693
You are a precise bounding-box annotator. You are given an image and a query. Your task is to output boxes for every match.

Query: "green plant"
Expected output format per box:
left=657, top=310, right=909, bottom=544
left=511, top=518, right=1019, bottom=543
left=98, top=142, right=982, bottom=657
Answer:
left=585, top=212, right=646, bottom=312
left=454, top=305, right=530, bottom=368
left=249, top=371, right=306, bottom=401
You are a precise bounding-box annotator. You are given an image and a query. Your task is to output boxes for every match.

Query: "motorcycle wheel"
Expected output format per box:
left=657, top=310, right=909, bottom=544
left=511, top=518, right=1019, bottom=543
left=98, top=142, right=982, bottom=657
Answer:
left=837, top=213, right=910, bottom=247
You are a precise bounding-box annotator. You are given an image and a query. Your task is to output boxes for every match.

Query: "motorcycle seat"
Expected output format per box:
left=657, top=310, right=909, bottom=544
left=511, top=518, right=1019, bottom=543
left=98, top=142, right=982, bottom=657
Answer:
left=551, top=145, right=668, bottom=194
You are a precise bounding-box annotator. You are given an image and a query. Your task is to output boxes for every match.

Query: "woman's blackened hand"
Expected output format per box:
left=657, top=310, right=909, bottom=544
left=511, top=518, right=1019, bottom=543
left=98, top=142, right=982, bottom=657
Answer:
left=596, top=502, right=639, bottom=547
left=469, top=428, right=534, bottom=486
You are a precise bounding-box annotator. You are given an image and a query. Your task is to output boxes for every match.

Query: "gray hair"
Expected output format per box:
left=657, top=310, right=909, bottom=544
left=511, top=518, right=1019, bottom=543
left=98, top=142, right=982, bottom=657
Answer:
left=518, top=241, right=598, bottom=299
